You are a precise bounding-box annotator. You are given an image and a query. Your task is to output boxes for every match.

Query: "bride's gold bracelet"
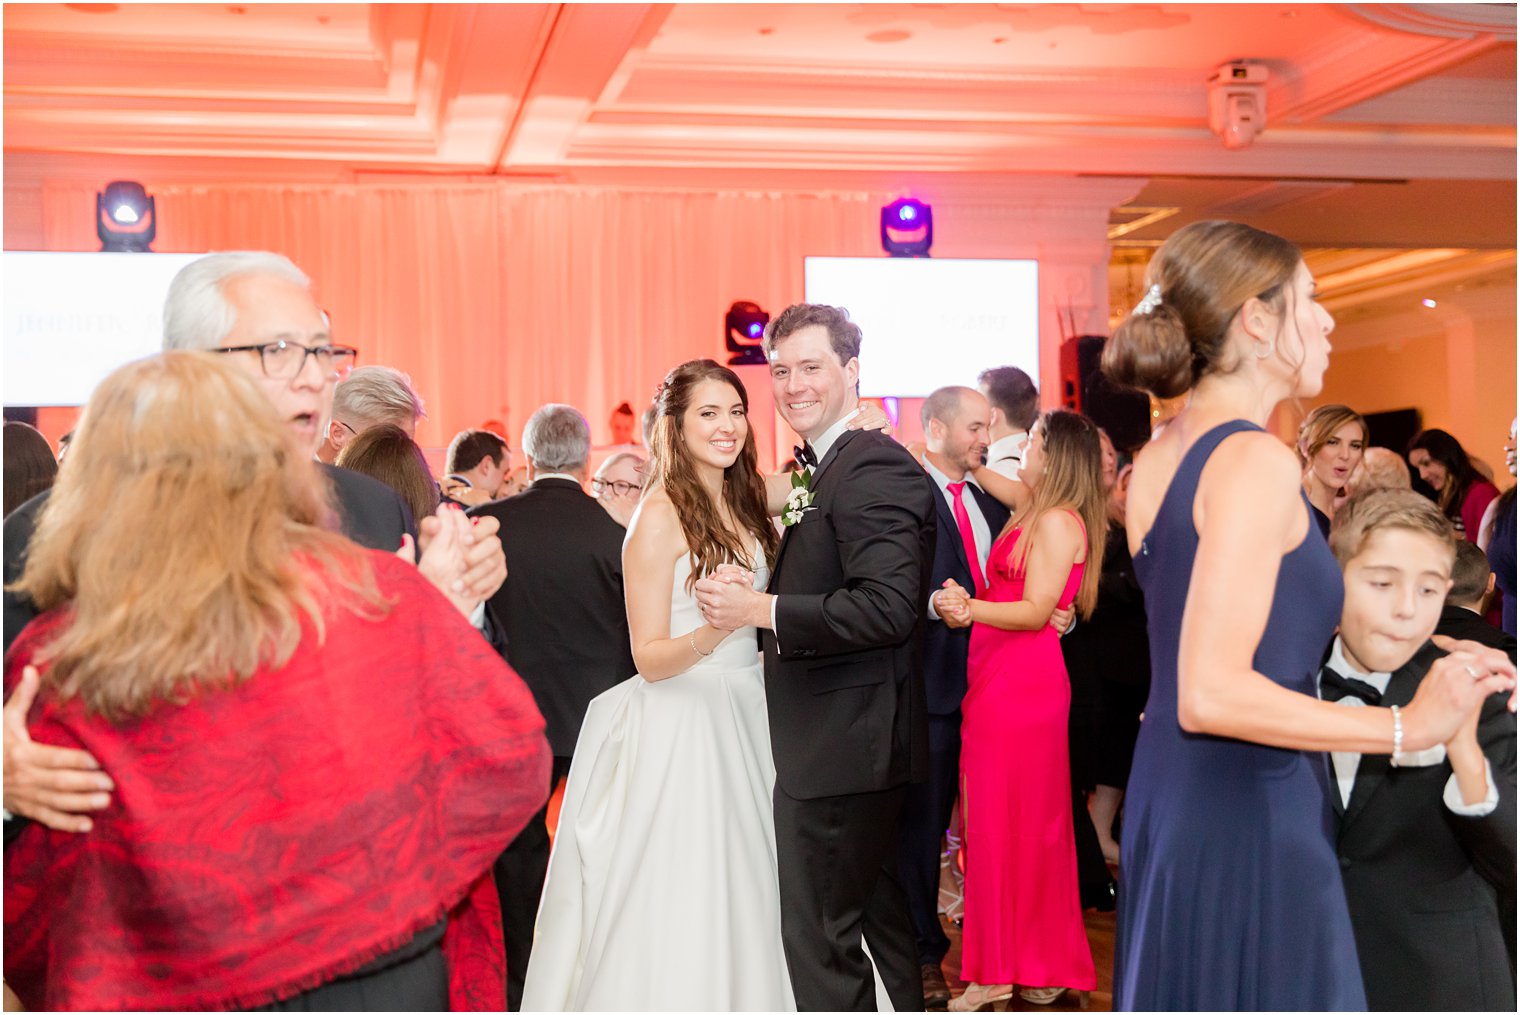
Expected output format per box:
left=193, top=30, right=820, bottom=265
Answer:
left=689, top=629, right=714, bottom=657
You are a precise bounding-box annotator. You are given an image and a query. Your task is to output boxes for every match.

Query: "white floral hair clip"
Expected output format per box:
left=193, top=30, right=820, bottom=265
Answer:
left=1131, top=283, right=1163, bottom=317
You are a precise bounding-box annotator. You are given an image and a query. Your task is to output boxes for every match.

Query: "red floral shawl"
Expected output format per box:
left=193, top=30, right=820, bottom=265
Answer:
left=3, top=552, right=550, bottom=1011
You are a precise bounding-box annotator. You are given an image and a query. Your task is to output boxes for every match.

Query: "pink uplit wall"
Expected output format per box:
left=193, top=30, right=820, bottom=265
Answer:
left=7, top=177, right=1137, bottom=468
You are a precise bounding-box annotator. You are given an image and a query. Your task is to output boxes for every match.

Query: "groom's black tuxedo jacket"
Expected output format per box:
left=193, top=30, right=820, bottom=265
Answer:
left=1327, top=641, right=1516, bottom=1011
left=762, top=427, right=936, bottom=801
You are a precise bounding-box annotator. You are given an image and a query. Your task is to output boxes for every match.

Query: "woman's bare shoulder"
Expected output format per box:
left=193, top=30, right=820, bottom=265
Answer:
left=1204, top=429, right=1301, bottom=486
left=626, top=486, right=685, bottom=554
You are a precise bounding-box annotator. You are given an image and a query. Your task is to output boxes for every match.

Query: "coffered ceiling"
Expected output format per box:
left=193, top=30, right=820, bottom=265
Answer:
left=4, top=3, right=1516, bottom=251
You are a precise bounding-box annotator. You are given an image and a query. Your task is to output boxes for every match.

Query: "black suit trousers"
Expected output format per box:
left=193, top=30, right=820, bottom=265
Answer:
left=494, top=754, right=571, bottom=1010
left=775, top=782, right=921, bottom=1012
left=898, top=712, right=960, bottom=966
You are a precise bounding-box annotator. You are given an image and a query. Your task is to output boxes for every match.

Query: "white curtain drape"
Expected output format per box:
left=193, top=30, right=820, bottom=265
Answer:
left=35, top=181, right=892, bottom=459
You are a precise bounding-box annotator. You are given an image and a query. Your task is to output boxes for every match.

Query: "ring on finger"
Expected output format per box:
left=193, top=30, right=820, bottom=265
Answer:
left=1464, top=664, right=1483, bottom=680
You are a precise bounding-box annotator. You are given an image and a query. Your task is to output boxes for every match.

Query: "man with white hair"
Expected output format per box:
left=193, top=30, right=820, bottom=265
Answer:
left=4, top=251, right=509, bottom=835
left=317, top=365, right=427, bottom=465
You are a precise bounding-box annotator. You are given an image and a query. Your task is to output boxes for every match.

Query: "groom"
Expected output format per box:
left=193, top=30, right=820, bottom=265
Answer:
left=695, top=304, right=935, bottom=1011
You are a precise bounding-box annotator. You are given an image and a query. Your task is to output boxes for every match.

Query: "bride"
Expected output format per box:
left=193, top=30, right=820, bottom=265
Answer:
left=522, top=359, right=794, bottom=1010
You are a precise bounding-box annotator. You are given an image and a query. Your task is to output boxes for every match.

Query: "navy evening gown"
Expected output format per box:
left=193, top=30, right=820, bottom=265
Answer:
left=1114, top=420, right=1367, bottom=1011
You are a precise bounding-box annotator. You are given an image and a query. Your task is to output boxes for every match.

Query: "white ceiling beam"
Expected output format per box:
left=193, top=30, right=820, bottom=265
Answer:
left=495, top=5, right=670, bottom=170
left=1270, top=23, right=1505, bottom=123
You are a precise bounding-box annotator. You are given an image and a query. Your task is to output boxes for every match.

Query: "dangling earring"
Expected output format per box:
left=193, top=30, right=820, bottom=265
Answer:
left=1254, top=340, right=1274, bottom=360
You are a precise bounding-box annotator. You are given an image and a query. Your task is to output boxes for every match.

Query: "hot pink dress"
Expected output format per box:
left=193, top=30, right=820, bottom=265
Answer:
left=960, top=520, right=1096, bottom=990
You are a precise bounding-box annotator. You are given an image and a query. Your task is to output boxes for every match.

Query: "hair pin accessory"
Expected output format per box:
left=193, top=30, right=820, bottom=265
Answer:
left=1131, top=283, right=1163, bottom=317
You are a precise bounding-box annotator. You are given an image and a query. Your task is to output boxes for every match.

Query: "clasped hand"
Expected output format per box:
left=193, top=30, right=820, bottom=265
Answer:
left=693, top=563, right=760, bottom=632
left=398, top=503, right=507, bottom=617
left=936, top=579, right=974, bottom=628
left=933, top=579, right=1078, bottom=634
left=1405, top=637, right=1517, bottom=755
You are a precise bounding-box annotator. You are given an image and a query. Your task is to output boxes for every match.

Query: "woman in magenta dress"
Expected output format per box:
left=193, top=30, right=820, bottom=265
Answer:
left=936, top=410, right=1108, bottom=1011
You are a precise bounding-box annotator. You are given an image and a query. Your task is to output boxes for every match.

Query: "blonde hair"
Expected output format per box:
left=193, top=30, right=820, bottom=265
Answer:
left=10, top=352, right=389, bottom=721
left=1328, top=486, right=1455, bottom=569
left=1297, top=404, right=1367, bottom=466
left=1002, top=410, right=1108, bottom=617
left=1345, top=446, right=1411, bottom=497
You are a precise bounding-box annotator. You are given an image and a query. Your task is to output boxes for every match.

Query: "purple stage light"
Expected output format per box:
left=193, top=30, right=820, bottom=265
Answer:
left=880, top=198, right=932, bottom=257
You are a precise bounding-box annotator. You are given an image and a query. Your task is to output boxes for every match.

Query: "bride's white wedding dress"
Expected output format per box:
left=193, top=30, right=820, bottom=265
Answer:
left=519, top=548, right=887, bottom=1012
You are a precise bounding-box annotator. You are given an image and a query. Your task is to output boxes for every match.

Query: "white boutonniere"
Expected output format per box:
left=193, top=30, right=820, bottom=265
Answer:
left=782, top=469, right=815, bottom=527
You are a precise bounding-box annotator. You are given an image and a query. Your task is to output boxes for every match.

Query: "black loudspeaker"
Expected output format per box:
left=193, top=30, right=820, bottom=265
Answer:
left=1060, top=335, right=1151, bottom=454
left=1363, top=408, right=1422, bottom=453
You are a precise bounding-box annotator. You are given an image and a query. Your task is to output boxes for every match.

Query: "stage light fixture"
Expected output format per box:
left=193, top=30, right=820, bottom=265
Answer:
left=97, top=181, right=157, bottom=252
left=881, top=197, right=932, bottom=257
left=725, top=301, right=770, bottom=366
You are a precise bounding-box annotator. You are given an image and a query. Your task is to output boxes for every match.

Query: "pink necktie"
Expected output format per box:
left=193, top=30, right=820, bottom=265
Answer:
left=947, top=481, right=986, bottom=596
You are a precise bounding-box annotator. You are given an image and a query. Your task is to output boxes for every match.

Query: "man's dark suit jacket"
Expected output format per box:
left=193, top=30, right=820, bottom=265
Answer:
left=922, top=475, right=1008, bottom=717
left=1330, top=641, right=1516, bottom=1011
left=469, top=478, right=635, bottom=758
left=3, top=463, right=414, bottom=656
left=1435, top=603, right=1518, bottom=663
left=763, top=428, right=936, bottom=800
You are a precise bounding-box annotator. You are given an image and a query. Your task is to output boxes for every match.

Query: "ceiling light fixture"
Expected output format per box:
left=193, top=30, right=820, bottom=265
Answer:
left=1207, top=62, right=1268, bottom=150
left=881, top=197, right=932, bottom=257
left=725, top=301, right=770, bottom=366
left=96, top=180, right=156, bottom=252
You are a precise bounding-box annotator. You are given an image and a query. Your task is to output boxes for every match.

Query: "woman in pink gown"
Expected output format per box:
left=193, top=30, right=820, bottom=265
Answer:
left=937, top=410, right=1109, bottom=1011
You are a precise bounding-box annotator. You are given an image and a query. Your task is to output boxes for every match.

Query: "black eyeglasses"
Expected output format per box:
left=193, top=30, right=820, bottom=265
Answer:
left=594, top=479, right=642, bottom=497
left=216, top=340, right=359, bottom=379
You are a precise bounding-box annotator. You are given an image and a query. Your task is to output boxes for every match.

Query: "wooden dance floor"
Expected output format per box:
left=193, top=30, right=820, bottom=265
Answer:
left=548, top=781, right=1116, bottom=1012
left=939, top=904, right=1116, bottom=1012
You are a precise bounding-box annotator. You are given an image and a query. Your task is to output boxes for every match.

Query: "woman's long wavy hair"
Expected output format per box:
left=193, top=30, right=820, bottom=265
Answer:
left=10, top=351, right=389, bottom=721
left=1002, top=410, right=1108, bottom=618
left=650, top=359, right=778, bottom=589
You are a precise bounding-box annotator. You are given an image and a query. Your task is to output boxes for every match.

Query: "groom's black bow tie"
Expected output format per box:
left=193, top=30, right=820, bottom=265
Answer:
left=793, top=443, right=818, bottom=469
left=1321, top=666, right=1383, bottom=706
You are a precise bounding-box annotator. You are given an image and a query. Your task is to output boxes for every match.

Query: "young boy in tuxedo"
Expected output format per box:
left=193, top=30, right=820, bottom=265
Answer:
left=1321, top=488, right=1516, bottom=1011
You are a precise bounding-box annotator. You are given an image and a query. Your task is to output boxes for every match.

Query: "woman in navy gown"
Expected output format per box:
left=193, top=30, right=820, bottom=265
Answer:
left=1100, top=220, right=1515, bottom=1011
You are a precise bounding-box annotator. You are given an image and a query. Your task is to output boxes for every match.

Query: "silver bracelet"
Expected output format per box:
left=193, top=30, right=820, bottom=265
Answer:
left=689, top=629, right=713, bottom=657
left=1389, top=704, right=1404, bottom=767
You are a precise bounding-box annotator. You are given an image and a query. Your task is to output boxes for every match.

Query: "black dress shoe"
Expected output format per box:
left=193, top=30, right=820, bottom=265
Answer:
left=921, top=962, right=952, bottom=1006
left=1081, top=878, right=1117, bottom=912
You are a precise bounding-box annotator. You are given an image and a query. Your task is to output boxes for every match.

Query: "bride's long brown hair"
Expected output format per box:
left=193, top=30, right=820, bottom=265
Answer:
left=650, top=360, right=778, bottom=589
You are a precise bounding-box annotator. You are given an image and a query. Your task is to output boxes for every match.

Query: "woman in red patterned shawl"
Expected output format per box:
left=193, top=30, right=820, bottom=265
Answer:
left=3, top=351, right=550, bottom=1011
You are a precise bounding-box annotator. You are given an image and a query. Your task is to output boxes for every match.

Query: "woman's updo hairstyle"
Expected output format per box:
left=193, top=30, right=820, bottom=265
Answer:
left=1103, top=220, right=1301, bottom=399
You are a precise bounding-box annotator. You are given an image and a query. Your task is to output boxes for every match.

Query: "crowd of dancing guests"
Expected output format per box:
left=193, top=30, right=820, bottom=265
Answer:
left=1, top=225, right=1515, bottom=1013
